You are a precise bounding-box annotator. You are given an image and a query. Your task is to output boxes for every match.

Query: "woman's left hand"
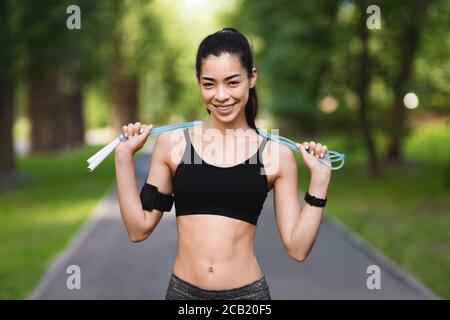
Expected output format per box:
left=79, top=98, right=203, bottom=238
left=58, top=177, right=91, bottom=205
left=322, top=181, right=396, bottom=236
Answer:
left=296, top=141, right=332, bottom=177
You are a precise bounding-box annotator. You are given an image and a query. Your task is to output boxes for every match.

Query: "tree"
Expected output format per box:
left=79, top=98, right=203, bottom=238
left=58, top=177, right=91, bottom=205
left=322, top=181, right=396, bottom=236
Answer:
left=0, top=0, right=16, bottom=182
left=232, top=0, right=339, bottom=134
left=104, top=0, right=165, bottom=130
left=384, top=1, right=430, bottom=162
left=13, top=0, right=82, bottom=152
left=14, top=0, right=111, bottom=153
left=354, top=1, right=382, bottom=176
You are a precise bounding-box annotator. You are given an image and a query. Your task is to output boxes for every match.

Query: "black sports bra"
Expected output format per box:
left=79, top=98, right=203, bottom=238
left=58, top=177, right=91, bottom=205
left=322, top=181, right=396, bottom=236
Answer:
left=172, top=128, right=269, bottom=225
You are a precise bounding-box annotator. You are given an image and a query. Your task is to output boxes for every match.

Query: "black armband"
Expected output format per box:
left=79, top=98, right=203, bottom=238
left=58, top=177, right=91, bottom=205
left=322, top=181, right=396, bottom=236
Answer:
left=304, top=191, right=327, bottom=207
left=140, top=183, right=174, bottom=212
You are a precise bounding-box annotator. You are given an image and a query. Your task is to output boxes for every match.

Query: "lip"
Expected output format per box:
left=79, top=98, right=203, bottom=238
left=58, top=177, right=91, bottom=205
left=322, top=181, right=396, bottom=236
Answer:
left=215, top=103, right=236, bottom=115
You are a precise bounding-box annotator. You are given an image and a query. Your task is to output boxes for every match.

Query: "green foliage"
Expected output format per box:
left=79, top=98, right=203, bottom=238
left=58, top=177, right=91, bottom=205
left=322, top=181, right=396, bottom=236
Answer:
left=405, top=120, right=450, bottom=166
left=83, top=84, right=110, bottom=129
left=0, top=0, right=14, bottom=81
left=230, top=0, right=450, bottom=138
left=12, top=0, right=101, bottom=80
left=0, top=145, right=115, bottom=299
left=232, top=0, right=341, bottom=132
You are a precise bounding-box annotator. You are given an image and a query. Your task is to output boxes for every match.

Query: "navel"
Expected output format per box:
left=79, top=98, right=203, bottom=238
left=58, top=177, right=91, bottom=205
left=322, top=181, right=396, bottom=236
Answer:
left=208, top=266, right=214, bottom=273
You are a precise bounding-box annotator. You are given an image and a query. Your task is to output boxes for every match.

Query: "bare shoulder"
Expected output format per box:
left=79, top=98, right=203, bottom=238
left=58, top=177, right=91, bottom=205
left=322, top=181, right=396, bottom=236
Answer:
left=153, top=129, right=184, bottom=151
left=263, top=139, right=297, bottom=179
left=152, top=128, right=186, bottom=171
left=279, top=142, right=297, bottom=164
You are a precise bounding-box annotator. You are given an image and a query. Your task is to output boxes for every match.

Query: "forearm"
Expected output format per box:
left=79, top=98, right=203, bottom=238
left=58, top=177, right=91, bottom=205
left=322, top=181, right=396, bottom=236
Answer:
left=288, top=173, right=331, bottom=260
left=114, top=150, right=147, bottom=238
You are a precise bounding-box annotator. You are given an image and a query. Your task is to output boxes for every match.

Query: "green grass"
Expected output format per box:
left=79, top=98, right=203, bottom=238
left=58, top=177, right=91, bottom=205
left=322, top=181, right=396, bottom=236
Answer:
left=295, top=122, right=450, bottom=299
left=0, top=145, right=116, bottom=299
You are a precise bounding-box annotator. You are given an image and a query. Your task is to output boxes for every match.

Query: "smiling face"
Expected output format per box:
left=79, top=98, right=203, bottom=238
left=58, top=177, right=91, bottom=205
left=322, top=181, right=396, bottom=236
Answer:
left=197, top=53, right=257, bottom=127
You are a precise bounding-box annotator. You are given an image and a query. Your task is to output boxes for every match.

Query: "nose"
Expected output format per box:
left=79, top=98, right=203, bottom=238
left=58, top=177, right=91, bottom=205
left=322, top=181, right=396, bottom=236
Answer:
left=214, top=84, right=230, bottom=102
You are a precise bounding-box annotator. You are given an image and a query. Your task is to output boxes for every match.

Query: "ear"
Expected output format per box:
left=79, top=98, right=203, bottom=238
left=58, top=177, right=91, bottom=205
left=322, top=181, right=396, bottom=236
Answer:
left=250, top=68, right=257, bottom=88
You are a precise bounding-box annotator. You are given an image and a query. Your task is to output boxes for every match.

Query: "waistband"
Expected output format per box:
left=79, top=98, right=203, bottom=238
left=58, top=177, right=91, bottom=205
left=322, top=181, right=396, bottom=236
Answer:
left=166, top=273, right=271, bottom=300
left=170, top=272, right=267, bottom=294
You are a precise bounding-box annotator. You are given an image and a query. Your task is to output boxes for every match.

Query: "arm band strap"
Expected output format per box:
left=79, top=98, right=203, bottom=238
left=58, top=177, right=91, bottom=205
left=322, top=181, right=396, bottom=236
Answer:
left=140, top=183, right=174, bottom=212
left=304, top=191, right=327, bottom=207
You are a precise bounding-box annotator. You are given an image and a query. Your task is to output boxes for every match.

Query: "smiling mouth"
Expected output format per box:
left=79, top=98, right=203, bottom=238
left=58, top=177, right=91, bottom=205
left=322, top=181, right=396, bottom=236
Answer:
left=215, top=103, right=236, bottom=112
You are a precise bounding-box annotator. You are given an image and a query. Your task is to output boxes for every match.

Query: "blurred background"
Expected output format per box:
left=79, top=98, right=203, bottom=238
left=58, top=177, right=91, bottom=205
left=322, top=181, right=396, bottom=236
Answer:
left=0, top=0, right=449, bottom=299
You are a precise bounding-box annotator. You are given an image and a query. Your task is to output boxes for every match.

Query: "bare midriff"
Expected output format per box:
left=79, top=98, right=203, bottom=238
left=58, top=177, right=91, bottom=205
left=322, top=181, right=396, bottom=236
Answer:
left=172, top=214, right=263, bottom=290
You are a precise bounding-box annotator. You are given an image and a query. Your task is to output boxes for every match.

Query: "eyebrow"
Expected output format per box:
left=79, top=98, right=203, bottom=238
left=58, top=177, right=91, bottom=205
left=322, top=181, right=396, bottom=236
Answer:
left=201, top=73, right=242, bottom=82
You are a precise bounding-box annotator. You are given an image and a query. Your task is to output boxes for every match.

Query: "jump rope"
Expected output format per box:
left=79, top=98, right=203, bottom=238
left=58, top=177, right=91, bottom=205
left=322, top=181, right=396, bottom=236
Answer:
left=86, top=121, right=345, bottom=172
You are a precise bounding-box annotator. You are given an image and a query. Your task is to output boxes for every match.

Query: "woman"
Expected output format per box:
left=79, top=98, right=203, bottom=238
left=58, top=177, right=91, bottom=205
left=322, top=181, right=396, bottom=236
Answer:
left=114, top=27, right=331, bottom=300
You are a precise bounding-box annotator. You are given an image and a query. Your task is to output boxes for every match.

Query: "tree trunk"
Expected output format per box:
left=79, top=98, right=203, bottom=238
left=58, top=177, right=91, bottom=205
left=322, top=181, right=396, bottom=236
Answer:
left=28, top=65, right=85, bottom=153
left=0, top=78, right=15, bottom=181
left=59, top=67, right=85, bottom=150
left=28, top=73, right=67, bottom=153
left=0, top=0, right=16, bottom=182
left=63, top=89, right=84, bottom=149
left=310, top=1, right=340, bottom=132
left=356, top=5, right=382, bottom=177
left=111, top=63, right=138, bottom=130
left=386, top=9, right=422, bottom=162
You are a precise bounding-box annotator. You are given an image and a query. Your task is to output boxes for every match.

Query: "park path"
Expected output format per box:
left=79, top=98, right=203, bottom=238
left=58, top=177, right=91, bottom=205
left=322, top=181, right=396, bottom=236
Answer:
left=28, top=150, right=439, bottom=300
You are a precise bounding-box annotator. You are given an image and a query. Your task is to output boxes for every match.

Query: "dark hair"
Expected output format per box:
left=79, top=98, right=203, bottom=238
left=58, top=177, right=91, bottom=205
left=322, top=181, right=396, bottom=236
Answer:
left=195, top=27, right=259, bottom=130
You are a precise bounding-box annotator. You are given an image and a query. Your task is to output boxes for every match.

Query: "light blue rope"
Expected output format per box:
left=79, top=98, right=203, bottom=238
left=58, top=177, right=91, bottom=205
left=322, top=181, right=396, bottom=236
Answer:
left=255, top=127, right=345, bottom=170
left=119, top=121, right=345, bottom=170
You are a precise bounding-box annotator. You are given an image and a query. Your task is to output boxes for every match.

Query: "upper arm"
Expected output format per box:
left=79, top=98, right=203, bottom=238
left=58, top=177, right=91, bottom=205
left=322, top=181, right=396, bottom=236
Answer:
left=272, top=144, right=303, bottom=252
left=141, top=131, right=174, bottom=231
left=146, top=131, right=174, bottom=196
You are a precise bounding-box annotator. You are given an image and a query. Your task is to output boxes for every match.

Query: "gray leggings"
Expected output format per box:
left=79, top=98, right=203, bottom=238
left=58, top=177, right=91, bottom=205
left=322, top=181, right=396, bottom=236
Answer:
left=165, top=273, right=272, bottom=300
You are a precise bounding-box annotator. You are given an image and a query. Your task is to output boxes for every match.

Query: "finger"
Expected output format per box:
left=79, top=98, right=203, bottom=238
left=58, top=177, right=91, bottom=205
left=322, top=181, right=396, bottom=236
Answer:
left=133, top=122, right=141, bottom=136
left=127, top=123, right=134, bottom=138
left=296, top=143, right=308, bottom=155
left=139, top=124, right=149, bottom=135
left=137, top=124, right=145, bottom=135
left=309, top=141, right=316, bottom=154
left=315, top=143, right=322, bottom=158
left=321, top=145, right=328, bottom=158
left=140, top=123, right=152, bottom=135
left=143, top=124, right=153, bottom=136
left=121, top=125, right=128, bottom=137
left=136, top=125, right=153, bottom=146
left=302, top=142, right=309, bottom=151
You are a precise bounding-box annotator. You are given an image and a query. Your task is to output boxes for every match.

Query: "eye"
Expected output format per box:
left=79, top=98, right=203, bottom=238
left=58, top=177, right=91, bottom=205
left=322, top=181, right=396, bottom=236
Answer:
left=229, top=81, right=240, bottom=86
left=203, top=83, right=213, bottom=88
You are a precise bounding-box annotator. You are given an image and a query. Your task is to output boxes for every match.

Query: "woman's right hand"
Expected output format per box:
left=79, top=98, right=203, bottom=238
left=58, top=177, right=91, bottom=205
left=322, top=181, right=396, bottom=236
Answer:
left=115, top=122, right=153, bottom=156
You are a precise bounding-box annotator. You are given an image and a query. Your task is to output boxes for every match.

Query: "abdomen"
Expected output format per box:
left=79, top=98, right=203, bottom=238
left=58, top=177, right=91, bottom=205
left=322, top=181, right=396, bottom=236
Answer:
left=172, top=214, right=263, bottom=290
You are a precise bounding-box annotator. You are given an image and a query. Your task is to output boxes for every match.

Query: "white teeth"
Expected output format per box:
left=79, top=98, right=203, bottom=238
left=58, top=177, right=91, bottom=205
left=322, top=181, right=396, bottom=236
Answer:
left=217, top=104, right=234, bottom=109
